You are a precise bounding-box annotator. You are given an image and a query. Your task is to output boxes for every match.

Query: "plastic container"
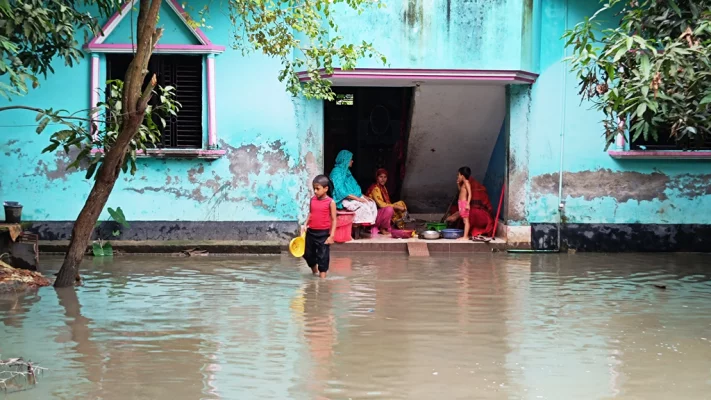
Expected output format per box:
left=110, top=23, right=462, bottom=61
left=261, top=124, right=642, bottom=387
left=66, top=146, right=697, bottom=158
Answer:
left=391, top=229, right=415, bottom=239
left=425, top=222, right=447, bottom=232
left=334, top=211, right=355, bottom=243
left=3, top=201, right=22, bottom=223
left=441, top=229, right=464, bottom=239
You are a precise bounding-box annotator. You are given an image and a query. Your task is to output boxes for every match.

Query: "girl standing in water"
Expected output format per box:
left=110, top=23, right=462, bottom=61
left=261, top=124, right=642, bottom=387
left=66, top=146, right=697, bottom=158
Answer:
left=302, top=175, right=337, bottom=278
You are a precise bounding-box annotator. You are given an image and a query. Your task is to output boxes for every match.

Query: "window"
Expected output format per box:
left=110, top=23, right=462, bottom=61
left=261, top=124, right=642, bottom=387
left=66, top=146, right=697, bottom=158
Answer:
left=631, top=126, right=711, bottom=151
left=106, top=54, right=204, bottom=149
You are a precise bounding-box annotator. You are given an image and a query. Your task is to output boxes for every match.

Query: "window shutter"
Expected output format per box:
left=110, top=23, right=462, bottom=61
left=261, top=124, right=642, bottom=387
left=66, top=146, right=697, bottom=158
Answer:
left=160, top=56, right=203, bottom=148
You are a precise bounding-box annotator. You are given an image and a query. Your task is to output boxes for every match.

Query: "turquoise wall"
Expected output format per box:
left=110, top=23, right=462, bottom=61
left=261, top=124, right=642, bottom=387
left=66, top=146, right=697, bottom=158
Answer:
left=0, top=0, right=541, bottom=225
left=329, top=0, right=536, bottom=70
left=0, top=0, right=323, bottom=223
left=513, top=0, right=711, bottom=226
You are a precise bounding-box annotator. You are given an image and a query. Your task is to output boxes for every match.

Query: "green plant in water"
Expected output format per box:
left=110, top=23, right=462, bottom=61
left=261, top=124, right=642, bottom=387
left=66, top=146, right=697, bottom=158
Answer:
left=93, top=206, right=129, bottom=257
left=563, top=0, right=711, bottom=150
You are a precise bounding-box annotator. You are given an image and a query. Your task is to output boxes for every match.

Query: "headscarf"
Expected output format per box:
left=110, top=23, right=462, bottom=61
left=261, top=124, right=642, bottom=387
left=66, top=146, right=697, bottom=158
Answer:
left=366, top=168, right=391, bottom=204
left=329, top=150, right=362, bottom=208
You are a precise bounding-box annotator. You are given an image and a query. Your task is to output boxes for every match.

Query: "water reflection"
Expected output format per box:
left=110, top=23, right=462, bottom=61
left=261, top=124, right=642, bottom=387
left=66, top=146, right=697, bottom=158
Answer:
left=0, top=254, right=708, bottom=399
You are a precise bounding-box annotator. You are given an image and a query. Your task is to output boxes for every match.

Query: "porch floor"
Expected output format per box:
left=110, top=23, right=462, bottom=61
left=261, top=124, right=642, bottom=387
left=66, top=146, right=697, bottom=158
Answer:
left=331, top=236, right=507, bottom=253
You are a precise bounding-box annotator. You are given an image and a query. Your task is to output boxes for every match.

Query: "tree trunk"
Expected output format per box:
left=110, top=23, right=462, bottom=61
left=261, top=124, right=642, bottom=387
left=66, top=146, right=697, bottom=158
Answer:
left=53, top=118, right=143, bottom=287
left=53, top=0, right=163, bottom=288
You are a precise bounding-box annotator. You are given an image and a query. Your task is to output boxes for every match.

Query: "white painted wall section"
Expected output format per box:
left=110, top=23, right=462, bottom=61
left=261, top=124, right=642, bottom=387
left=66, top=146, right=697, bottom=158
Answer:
left=402, top=84, right=505, bottom=213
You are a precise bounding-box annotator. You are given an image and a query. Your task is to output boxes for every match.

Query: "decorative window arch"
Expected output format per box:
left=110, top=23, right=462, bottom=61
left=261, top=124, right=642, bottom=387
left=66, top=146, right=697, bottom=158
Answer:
left=85, top=0, right=225, bottom=156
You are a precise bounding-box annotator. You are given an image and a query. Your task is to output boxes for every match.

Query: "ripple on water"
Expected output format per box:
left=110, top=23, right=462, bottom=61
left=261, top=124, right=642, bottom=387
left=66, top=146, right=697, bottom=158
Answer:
left=0, top=253, right=710, bottom=399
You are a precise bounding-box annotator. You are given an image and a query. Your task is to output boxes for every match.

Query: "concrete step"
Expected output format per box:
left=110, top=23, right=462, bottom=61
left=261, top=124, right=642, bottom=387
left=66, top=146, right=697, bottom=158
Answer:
left=39, top=240, right=284, bottom=255
left=332, top=237, right=506, bottom=253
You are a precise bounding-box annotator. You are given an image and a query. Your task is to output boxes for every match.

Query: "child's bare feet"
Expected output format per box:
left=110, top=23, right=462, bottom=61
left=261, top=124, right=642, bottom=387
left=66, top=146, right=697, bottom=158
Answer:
left=311, top=266, right=318, bottom=275
left=319, top=272, right=327, bottom=278
left=457, top=236, right=469, bottom=241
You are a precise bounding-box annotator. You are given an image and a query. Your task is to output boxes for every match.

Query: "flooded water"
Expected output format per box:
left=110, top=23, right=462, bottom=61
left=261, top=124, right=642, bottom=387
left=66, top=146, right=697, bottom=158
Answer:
left=1, top=254, right=710, bottom=399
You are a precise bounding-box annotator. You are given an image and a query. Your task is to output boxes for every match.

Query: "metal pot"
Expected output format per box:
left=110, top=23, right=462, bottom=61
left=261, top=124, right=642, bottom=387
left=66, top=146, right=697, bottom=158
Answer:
left=421, top=230, right=441, bottom=240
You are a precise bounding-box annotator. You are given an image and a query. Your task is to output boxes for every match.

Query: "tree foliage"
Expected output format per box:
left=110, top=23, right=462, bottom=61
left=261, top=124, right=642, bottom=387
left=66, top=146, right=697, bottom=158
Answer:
left=0, top=0, right=387, bottom=286
left=33, top=79, right=179, bottom=178
left=563, top=0, right=711, bottom=149
left=0, top=0, right=120, bottom=99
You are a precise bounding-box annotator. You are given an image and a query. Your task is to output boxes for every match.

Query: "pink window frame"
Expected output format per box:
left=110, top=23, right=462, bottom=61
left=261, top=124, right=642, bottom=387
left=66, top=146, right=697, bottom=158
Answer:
left=85, top=0, right=224, bottom=149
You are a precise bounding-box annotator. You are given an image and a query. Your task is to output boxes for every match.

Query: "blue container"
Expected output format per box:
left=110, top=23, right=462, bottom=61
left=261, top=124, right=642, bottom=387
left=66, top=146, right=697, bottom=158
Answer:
left=441, top=229, right=464, bottom=239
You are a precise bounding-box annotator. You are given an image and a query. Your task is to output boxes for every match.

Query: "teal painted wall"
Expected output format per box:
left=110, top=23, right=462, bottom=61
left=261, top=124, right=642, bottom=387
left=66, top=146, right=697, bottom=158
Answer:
left=515, top=0, right=711, bottom=225
left=0, top=0, right=541, bottom=225
left=104, top=1, right=200, bottom=45
left=329, top=0, right=535, bottom=70
left=0, top=0, right=322, bottom=223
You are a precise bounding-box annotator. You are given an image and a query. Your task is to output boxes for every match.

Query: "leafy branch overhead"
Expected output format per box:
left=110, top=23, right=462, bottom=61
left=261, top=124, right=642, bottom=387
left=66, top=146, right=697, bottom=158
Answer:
left=30, top=80, right=180, bottom=179
left=563, top=0, right=711, bottom=150
left=2, top=0, right=387, bottom=101
left=0, top=0, right=120, bottom=99
left=214, top=0, right=387, bottom=100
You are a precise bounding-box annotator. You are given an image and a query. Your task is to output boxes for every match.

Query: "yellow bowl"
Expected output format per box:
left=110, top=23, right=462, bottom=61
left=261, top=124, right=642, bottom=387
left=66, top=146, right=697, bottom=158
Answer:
left=289, top=234, right=306, bottom=258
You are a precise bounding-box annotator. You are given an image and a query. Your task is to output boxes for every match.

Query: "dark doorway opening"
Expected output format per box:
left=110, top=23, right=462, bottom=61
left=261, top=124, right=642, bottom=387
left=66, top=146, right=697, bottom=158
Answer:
left=324, top=87, right=413, bottom=201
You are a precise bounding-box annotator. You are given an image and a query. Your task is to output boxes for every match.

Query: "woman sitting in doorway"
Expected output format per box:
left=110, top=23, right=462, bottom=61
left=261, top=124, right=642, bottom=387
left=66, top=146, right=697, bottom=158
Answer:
left=366, top=168, right=408, bottom=229
left=446, top=175, right=495, bottom=241
left=330, top=150, right=393, bottom=235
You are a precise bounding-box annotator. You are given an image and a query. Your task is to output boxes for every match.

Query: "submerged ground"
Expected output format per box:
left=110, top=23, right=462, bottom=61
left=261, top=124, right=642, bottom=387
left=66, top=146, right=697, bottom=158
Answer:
left=0, top=253, right=709, bottom=399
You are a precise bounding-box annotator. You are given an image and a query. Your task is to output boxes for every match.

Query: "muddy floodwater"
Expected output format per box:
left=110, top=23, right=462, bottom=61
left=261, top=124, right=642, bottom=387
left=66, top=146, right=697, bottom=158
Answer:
left=1, top=254, right=710, bottom=399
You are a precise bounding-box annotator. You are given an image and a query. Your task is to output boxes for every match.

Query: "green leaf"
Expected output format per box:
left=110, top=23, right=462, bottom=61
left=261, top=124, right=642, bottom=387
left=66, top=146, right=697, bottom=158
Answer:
left=108, top=207, right=129, bottom=228
left=92, top=242, right=104, bottom=257
left=85, top=162, right=98, bottom=179
left=636, top=103, right=647, bottom=118
left=640, top=55, right=651, bottom=78
left=667, top=0, right=682, bottom=17
left=700, top=94, right=711, bottom=105
left=36, top=117, right=50, bottom=134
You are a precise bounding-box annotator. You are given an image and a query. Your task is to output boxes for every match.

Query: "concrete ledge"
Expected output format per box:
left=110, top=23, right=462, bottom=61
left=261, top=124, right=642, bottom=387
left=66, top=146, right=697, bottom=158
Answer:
left=25, top=221, right=298, bottom=241
left=39, top=240, right=284, bottom=255
left=531, top=223, right=711, bottom=252
left=331, top=238, right=507, bottom=253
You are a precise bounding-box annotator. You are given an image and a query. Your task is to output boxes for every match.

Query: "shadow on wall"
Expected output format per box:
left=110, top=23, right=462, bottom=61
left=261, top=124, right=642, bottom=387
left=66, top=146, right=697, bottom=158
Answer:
left=482, top=122, right=506, bottom=220
left=401, top=85, right=506, bottom=213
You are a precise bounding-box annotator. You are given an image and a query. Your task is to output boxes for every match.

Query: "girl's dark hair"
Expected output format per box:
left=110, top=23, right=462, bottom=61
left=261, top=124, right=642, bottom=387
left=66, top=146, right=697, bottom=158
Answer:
left=313, top=174, right=331, bottom=187
left=458, top=166, right=471, bottom=179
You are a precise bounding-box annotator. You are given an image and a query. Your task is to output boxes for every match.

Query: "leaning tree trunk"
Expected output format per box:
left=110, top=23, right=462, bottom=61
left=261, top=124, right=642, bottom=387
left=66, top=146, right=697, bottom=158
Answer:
left=54, top=0, right=164, bottom=288
left=53, top=118, right=144, bottom=287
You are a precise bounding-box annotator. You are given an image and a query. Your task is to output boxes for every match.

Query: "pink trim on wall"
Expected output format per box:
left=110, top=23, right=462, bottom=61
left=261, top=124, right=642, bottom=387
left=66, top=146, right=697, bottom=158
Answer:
left=165, top=0, right=212, bottom=45
left=206, top=56, right=217, bottom=148
left=85, top=43, right=225, bottom=53
left=90, top=55, right=100, bottom=139
left=90, top=148, right=227, bottom=160
left=89, top=0, right=138, bottom=45
left=86, top=0, right=223, bottom=52
left=296, top=68, right=539, bottom=84
left=608, top=150, right=711, bottom=160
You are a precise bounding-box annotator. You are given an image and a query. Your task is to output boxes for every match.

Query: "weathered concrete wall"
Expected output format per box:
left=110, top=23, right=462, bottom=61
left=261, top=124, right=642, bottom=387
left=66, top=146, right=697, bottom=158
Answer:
left=330, top=0, right=535, bottom=70
left=519, top=0, right=711, bottom=229
left=0, top=0, right=322, bottom=229
left=400, top=85, right=505, bottom=213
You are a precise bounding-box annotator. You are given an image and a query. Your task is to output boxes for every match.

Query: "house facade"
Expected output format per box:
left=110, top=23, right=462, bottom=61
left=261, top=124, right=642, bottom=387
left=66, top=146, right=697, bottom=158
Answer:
left=1, top=0, right=709, bottom=251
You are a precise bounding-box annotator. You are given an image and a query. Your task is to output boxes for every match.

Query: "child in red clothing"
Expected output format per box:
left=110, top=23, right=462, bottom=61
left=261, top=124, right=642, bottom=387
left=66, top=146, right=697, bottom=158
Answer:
left=301, top=175, right=337, bottom=278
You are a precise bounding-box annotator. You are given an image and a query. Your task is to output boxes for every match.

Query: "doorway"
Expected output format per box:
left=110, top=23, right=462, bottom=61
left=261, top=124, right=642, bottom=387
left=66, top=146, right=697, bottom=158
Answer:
left=323, top=87, right=413, bottom=201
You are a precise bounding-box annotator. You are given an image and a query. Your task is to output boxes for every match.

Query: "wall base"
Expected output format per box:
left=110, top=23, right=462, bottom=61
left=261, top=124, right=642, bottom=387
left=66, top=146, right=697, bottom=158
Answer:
left=532, top=223, right=711, bottom=252
left=25, top=221, right=299, bottom=241
left=497, top=221, right=532, bottom=249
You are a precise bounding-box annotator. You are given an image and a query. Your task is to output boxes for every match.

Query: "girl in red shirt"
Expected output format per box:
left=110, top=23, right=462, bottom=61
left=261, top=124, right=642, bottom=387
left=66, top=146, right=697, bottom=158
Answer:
left=302, top=175, right=337, bottom=278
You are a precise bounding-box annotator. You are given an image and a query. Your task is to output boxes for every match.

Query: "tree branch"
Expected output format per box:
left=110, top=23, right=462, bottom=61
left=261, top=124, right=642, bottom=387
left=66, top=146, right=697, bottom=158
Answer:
left=136, top=74, right=157, bottom=114
left=0, top=105, right=95, bottom=123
